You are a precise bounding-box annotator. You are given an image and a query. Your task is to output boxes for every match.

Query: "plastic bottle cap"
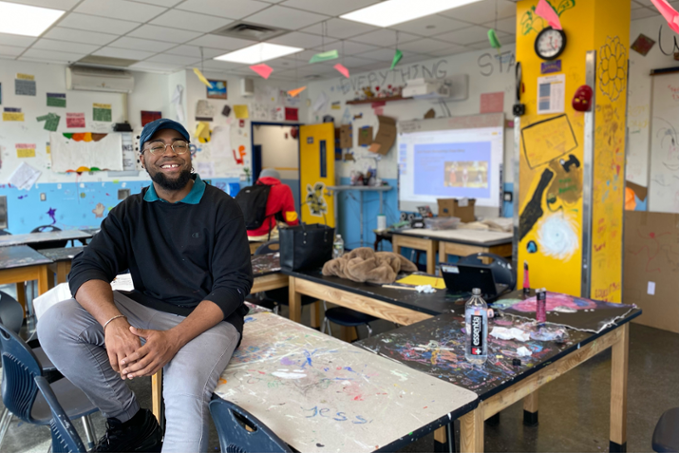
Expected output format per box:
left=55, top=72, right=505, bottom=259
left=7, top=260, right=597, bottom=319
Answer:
left=472, top=288, right=481, bottom=295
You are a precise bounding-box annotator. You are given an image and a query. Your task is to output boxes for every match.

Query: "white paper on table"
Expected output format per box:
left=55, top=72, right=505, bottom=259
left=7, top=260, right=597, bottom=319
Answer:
left=196, top=161, right=215, bottom=178
left=9, top=162, right=41, bottom=190
left=171, top=84, right=185, bottom=123
left=313, top=91, right=329, bottom=112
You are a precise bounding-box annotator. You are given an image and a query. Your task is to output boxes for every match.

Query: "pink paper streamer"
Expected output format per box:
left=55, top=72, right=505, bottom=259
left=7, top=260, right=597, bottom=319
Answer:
left=535, top=0, right=562, bottom=30
left=334, top=63, right=350, bottom=78
left=249, top=64, right=273, bottom=79
left=651, top=0, right=679, bottom=33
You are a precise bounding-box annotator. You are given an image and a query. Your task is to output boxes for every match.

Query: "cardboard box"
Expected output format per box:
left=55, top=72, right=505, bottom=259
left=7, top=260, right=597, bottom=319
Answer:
left=369, top=115, right=396, bottom=156
left=437, top=198, right=476, bottom=222
left=623, top=211, right=679, bottom=333
left=358, top=126, right=373, bottom=146
left=335, top=125, right=352, bottom=149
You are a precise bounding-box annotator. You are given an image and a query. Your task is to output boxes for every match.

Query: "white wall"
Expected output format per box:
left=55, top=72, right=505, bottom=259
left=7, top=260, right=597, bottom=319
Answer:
left=253, top=124, right=299, bottom=180
left=305, top=48, right=517, bottom=184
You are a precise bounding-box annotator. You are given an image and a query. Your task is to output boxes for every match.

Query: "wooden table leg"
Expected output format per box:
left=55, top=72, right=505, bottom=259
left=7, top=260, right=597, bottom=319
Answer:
left=523, top=391, right=539, bottom=426
left=56, top=261, right=71, bottom=284
left=15, top=282, right=26, bottom=318
left=36, top=265, right=50, bottom=296
left=460, top=407, right=484, bottom=453
left=433, top=426, right=449, bottom=453
left=152, top=371, right=162, bottom=423
left=310, top=301, right=322, bottom=329
left=288, top=277, right=302, bottom=323
left=610, top=323, right=629, bottom=452
left=392, top=236, right=402, bottom=256
left=426, top=240, right=438, bottom=275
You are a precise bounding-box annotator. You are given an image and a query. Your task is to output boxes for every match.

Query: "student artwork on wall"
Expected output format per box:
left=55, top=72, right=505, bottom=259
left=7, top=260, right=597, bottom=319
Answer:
left=3, top=107, right=24, bottom=122
left=15, top=73, right=36, bottom=96
left=141, top=110, right=161, bottom=126
left=46, top=93, right=66, bottom=108
left=206, top=80, right=227, bottom=99
left=50, top=132, right=124, bottom=173
left=93, top=103, right=112, bottom=122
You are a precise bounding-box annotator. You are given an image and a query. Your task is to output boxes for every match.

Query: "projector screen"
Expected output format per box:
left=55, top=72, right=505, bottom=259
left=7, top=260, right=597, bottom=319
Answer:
left=398, top=113, right=504, bottom=213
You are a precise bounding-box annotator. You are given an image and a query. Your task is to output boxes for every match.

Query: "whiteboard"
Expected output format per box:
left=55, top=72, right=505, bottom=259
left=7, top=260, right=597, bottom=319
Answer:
left=649, top=73, right=679, bottom=212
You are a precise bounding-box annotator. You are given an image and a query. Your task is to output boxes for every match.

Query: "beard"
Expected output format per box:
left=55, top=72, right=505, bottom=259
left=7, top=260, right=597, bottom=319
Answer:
left=149, top=167, right=192, bottom=191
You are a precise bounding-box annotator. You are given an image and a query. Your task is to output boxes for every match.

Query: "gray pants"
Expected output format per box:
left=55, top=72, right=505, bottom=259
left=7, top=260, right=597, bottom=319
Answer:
left=37, top=291, right=240, bottom=453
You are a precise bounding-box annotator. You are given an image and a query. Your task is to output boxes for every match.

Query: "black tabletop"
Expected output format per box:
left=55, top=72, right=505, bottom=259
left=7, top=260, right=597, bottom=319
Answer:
left=357, top=308, right=641, bottom=400
left=0, top=245, right=53, bottom=269
left=283, top=268, right=467, bottom=316
left=0, top=230, right=92, bottom=247
left=38, top=246, right=86, bottom=262
left=251, top=252, right=281, bottom=277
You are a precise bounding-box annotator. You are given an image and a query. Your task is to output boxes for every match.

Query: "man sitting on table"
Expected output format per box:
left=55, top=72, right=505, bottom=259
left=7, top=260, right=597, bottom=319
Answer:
left=38, top=118, right=253, bottom=453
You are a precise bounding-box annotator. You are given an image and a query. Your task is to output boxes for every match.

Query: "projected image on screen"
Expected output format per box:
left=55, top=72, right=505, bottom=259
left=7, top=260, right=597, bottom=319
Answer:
left=413, top=142, right=491, bottom=199
left=444, top=161, right=488, bottom=188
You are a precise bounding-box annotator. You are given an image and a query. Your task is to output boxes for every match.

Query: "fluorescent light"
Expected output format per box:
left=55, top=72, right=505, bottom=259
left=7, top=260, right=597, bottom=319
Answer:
left=341, top=0, right=483, bottom=27
left=0, top=1, right=65, bottom=37
left=214, top=43, right=302, bottom=64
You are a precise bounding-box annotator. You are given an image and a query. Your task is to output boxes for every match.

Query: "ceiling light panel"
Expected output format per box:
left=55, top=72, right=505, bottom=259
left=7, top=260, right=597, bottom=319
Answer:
left=341, top=0, right=484, bottom=27
left=0, top=1, right=65, bottom=37
left=214, top=42, right=302, bottom=64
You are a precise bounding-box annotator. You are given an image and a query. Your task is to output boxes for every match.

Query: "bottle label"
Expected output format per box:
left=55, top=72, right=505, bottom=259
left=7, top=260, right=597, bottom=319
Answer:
left=470, top=314, right=484, bottom=355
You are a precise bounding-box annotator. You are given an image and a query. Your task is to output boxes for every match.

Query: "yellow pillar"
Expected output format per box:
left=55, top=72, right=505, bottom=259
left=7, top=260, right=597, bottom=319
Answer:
left=515, top=0, right=629, bottom=301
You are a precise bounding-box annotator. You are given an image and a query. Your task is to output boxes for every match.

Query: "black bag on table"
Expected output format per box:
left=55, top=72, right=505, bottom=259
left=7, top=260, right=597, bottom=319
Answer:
left=235, top=183, right=271, bottom=230
left=280, top=223, right=334, bottom=271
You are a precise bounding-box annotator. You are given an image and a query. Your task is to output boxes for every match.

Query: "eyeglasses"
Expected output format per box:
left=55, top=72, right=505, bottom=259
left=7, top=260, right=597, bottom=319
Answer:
left=145, top=140, right=190, bottom=155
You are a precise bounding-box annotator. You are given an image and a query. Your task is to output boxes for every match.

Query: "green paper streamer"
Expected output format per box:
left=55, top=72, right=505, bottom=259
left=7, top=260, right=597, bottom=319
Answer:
left=488, top=29, right=502, bottom=49
left=390, top=49, right=403, bottom=70
left=309, top=49, right=339, bottom=63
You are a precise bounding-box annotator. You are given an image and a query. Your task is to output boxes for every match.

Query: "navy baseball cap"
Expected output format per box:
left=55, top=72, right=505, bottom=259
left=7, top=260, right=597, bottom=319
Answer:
left=139, top=118, right=190, bottom=151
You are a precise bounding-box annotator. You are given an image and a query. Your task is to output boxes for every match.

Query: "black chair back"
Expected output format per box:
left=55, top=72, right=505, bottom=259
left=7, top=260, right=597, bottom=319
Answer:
left=458, top=253, right=516, bottom=291
left=30, top=225, right=67, bottom=250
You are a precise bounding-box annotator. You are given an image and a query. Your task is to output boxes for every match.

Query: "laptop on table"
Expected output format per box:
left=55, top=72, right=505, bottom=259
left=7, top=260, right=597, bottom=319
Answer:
left=439, top=263, right=509, bottom=302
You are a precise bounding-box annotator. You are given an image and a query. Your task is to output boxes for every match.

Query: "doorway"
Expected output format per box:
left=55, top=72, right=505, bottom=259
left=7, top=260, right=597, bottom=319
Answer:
left=251, top=122, right=302, bottom=212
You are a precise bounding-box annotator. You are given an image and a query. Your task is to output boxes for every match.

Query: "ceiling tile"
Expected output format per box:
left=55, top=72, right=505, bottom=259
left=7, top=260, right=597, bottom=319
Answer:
left=150, top=10, right=233, bottom=32
left=331, top=40, right=378, bottom=54
left=164, top=45, right=224, bottom=58
left=279, top=0, right=379, bottom=16
left=94, top=47, right=156, bottom=60
left=267, top=32, right=335, bottom=48
left=350, top=29, right=420, bottom=46
left=32, top=38, right=100, bottom=54
left=0, top=32, right=35, bottom=47
left=301, top=18, right=378, bottom=39
left=0, top=45, right=25, bottom=57
left=43, top=27, right=118, bottom=45
left=129, top=61, right=184, bottom=72
left=631, top=7, right=658, bottom=19
left=57, top=12, right=139, bottom=34
left=126, top=0, right=182, bottom=6
left=427, top=44, right=467, bottom=56
left=174, top=0, right=270, bottom=19
left=356, top=47, right=402, bottom=62
left=199, top=59, right=244, bottom=70
left=435, top=25, right=494, bottom=45
left=246, top=6, right=329, bottom=30
left=22, top=48, right=84, bottom=62
left=487, top=16, right=515, bottom=34
left=146, top=53, right=200, bottom=65
left=2, top=0, right=79, bottom=10
left=466, top=41, right=495, bottom=50
left=264, top=56, right=301, bottom=69
left=441, top=0, right=515, bottom=24
left=397, top=38, right=459, bottom=54
left=110, top=37, right=176, bottom=52
left=333, top=55, right=377, bottom=68
left=187, top=34, right=254, bottom=50
left=127, top=24, right=202, bottom=43
left=356, top=61, right=388, bottom=72
left=74, top=0, right=166, bottom=22
left=391, top=15, right=469, bottom=37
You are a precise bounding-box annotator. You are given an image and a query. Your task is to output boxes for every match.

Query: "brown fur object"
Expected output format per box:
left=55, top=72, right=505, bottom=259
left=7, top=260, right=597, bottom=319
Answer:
left=322, top=247, right=418, bottom=284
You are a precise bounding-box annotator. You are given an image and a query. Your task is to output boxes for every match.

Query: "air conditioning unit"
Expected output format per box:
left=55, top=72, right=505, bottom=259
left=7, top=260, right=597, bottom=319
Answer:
left=66, top=66, right=135, bottom=93
left=403, top=75, right=468, bottom=101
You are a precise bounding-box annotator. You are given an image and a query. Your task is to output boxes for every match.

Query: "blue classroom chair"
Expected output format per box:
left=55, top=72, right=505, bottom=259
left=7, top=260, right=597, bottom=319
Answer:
left=653, top=407, right=679, bottom=452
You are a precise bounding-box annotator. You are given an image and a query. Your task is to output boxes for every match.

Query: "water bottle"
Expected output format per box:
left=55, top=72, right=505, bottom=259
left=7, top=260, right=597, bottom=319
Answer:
left=333, top=234, right=344, bottom=259
left=465, top=288, right=488, bottom=365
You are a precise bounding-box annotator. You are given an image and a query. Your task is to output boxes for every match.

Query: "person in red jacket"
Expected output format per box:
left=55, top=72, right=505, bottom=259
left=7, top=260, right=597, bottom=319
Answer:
left=247, top=169, right=299, bottom=240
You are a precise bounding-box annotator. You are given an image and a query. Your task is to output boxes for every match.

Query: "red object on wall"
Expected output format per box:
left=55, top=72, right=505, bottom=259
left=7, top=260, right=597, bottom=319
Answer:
left=572, top=85, right=593, bottom=112
left=285, top=107, right=299, bottom=121
left=290, top=127, right=298, bottom=139
left=239, top=119, right=245, bottom=127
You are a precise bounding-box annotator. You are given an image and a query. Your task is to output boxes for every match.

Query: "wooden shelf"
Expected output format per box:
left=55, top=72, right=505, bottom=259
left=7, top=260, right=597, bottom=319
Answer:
left=346, top=95, right=412, bottom=105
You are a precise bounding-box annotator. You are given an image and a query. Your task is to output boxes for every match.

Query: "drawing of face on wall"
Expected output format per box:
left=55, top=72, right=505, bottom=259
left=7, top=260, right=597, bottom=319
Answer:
left=655, top=119, right=679, bottom=171
left=537, top=211, right=579, bottom=260
left=306, top=182, right=327, bottom=217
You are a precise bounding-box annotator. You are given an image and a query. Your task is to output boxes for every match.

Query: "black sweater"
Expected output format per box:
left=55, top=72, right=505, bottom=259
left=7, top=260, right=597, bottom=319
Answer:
left=68, top=183, right=254, bottom=336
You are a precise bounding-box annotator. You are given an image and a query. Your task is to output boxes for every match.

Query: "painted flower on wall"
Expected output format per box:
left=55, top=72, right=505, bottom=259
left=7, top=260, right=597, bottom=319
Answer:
left=599, top=36, right=627, bottom=102
left=537, top=211, right=579, bottom=260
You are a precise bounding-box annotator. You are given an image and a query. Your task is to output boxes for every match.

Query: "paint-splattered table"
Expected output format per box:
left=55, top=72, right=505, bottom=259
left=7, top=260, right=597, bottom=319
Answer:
left=357, top=306, right=641, bottom=452
left=39, top=246, right=86, bottom=286
left=0, top=245, right=53, bottom=316
left=0, top=229, right=92, bottom=248
left=214, top=311, right=478, bottom=453
left=250, top=252, right=288, bottom=294
left=391, top=229, right=513, bottom=273
left=284, top=268, right=465, bottom=326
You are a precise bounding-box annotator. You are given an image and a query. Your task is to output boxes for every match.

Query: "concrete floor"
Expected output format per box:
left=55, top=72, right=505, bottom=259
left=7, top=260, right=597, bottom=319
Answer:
left=0, top=298, right=676, bottom=452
